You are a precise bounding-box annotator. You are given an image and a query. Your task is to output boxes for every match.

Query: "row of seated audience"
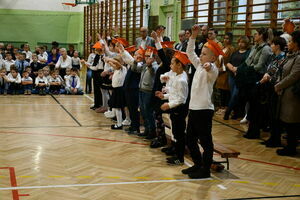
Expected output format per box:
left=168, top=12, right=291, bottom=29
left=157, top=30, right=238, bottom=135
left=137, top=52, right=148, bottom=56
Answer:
left=0, top=43, right=83, bottom=95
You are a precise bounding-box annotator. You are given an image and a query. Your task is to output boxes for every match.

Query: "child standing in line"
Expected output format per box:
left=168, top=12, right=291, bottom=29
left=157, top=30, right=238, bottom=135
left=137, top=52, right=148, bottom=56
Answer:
left=71, top=51, right=82, bottom=70
left=7, top=66, right=21, bottom=94
left=105, top=56, right=127, bottom=129
left=21, top=71, right=33, bottom=95
left=48, top=70, right=62, bottom=94
left=155, top=51, right=189, bottom=165
left=65, top=68, right=83, bottom=95
left=35, top=69, right=48, bottom=95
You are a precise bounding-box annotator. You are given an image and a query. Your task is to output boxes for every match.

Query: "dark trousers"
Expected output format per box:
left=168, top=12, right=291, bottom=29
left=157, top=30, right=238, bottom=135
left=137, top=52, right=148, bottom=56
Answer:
left=283, top=122, right=300, bottom=150
left=187, top=109, right=214, bottom=170
left=85, top=69, right=92, bottom=93
left=124, top=88, right=140, bottom=131
left=92, top=70, right=103, bottom=107
left=267, top=88, right=282, bottom=142
left=170, top=105, right=188, bottom=160
left=49, top=85, right=61, bottom=92
left=9, top=83, right=21, bottom=92
left=59, top=68, right=66, bottom=78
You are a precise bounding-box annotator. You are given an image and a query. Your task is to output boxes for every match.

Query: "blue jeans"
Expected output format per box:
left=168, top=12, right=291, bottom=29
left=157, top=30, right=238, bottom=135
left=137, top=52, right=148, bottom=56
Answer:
left=139, top=90, right=155, bottom=132
left=23, top=84, right=33, bottom=91
left=0, top=83, right=8, bottom=94
left=227, top=75, right=239, bottom=115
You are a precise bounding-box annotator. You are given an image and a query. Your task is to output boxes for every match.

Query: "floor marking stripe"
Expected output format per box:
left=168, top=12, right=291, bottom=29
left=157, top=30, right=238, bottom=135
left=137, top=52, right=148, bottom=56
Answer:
left=84, top=94, right=94, bottom=102
left=51, top=95, right=82, bottom=127
left=0, top=178, right=212, bottom=191
left=0, top=130, right=149, bottom=146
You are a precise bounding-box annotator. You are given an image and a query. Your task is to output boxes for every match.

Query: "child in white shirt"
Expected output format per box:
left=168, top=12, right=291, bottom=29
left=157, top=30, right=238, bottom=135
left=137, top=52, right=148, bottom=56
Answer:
left=0, top=68, right=9, bottom=94
left=7, top=66, right=21, bottom=94
left=4, top=52, right=15, bottom=73
left=65, top=68, right=83, bottom=95
left=71, top=51, right=82, bottom=70
left=49, top=70, right=62, bottom=94
left=35, top=69, right=48, bottom=95
left=21, top=70, right=33, bottom=95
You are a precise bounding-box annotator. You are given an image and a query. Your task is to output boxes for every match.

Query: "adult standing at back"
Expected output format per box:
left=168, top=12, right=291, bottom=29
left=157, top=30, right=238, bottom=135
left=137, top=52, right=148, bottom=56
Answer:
left=135, top=27, right=155, bottom=49
left=55, top=48, right=72, bottom=78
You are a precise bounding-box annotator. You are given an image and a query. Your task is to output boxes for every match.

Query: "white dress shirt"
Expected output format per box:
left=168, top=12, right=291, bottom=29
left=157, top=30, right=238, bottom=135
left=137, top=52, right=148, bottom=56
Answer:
left=112, top=66, right=127, bottom=88
left=187, top=38, right=219, bottom=110
left=7, top=73, right=21, bottom=83
left=49, top=77, right=61, bottom=84
left=55, top=55, right=72, bottom=69
left=163, top=72, right=189, bottom=109
left=22, top=50, right=33, bottom=61
left=35, top=76, right=48, bottom=86
left=66, top=75, right=81, bottom=89
left=71, top=57, right=82, bottom=69
left=21, top=76, right=33, bottom=82
left=4, top=60, right=15, bottom=71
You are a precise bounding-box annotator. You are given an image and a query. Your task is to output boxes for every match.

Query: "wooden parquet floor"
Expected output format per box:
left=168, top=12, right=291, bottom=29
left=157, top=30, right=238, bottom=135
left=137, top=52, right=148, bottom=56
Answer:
left=0, top=95, right=299, bottom=200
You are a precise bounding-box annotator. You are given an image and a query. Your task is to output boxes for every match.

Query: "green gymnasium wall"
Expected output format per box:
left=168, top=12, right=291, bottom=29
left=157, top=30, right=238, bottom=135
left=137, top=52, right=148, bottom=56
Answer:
left=0, top=9, right=84, bottom=53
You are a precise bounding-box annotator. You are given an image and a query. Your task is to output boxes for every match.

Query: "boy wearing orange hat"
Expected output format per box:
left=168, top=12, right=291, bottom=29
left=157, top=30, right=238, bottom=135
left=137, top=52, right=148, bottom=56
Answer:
left=118, top=43, right=144, bottom=135
left=130, top=46, right=159, bottom=139
left=183, top=25, right=222, bottom=179
left=81, top=42, right=105, bottom=110
left=156, top=50, right=189, bottom=165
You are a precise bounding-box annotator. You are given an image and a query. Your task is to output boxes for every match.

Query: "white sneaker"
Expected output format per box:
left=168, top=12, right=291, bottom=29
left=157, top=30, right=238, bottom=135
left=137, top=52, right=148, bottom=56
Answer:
left=122, top=119, right=131, bottom=126
left=104, top=110, right=115, bottom=118
left=240, top=115, right=248, bottom=124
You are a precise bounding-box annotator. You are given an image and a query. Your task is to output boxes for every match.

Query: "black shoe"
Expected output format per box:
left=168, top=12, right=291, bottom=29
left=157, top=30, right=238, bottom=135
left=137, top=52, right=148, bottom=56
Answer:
left=150, top=137, right=167, bottom=148
left=138, top=130, right=149, bottom=137
left=166, top=156, right=184, bottom=165
left=223, top=112, right=230, bottom=120
left=90, top=106, right=97, bottom=110
left=182, top=165, right=202, bottom=175
left=111, top=124, right=123, bottom=130
left=261, top=139, right=282, bottom=148
left=161, top=146, right=173, bottom=153
left=243, top=134, right=260, bottom=139
left=276, top=148, right=297, bottom=156
left=188, top=168, right=211, bottom=179
left=145, top=132, right=156, bottom=140
left=128, top=129, right=140, bottom=135
left=165, top=147, right=176, bottom=156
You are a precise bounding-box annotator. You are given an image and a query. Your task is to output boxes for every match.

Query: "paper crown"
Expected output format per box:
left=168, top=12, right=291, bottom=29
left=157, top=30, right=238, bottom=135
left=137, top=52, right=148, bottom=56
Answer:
left=145, top=46, right=158, bottom=55
left=204, top=39, right=225, bottom=57
left=125, top=45, right=137, bottom=53
left=112, top=38, right=129, bottom=47
left=283, top=19, right=296, bottom=34
left=161, top=41, right=175, bottom=49
left=174, top=50, right=191, bottom=65
left=92, top=42, right=103, bottom=49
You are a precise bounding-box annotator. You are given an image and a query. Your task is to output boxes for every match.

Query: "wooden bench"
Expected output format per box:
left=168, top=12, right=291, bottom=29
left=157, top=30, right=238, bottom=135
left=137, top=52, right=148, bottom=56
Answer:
left=162, top=114, right=240, bottom=171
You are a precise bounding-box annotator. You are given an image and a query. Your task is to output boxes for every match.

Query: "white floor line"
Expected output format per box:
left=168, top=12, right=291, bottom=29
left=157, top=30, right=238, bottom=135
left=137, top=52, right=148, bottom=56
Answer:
left=84, top=94, right=94, bottom=102
left=0, top=178, right=212, bottom=191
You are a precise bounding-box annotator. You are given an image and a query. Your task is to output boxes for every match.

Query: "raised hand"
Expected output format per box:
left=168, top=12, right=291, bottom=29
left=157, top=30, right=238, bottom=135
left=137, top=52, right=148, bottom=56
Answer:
left=191, top=24, right=200, bottom=39
left=151, top=31, right=158, bottom=41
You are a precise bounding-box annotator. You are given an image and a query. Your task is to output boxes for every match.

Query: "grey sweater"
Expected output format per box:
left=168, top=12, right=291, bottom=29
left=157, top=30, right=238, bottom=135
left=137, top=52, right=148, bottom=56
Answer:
left=245, top=42, right=272, bottom=74
left=131, top=61, right=159, bottom=92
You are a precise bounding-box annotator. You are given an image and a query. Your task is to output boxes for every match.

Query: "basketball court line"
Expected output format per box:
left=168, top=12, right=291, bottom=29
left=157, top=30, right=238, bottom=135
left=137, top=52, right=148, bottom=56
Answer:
left=0, top=178, right=212, bottom=191
left=51, top=94, right=82, bottom=126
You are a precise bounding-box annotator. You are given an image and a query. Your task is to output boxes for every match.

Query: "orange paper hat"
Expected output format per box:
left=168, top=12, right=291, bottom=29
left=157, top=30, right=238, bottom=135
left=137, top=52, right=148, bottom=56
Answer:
left=125, top=45, right=137, bottom=53
left=93, top=42, right=103, bottom=49
left=145, top=46, right=158, bottom=55
left=112, top=38, right=129, bottom=47
left=283, top=19, right=295, bottom=34
left=205, top=39, right=225, bottom=57
left=161, top=41, right=175, bottom=49
left=174, top=50, right=191, bottom=65
left=136, top=47, right=146, bottom=56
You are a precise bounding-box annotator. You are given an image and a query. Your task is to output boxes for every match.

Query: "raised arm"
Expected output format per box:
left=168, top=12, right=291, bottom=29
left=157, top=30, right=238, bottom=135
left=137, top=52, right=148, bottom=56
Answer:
left=186, top=25, right=201, bottom=68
